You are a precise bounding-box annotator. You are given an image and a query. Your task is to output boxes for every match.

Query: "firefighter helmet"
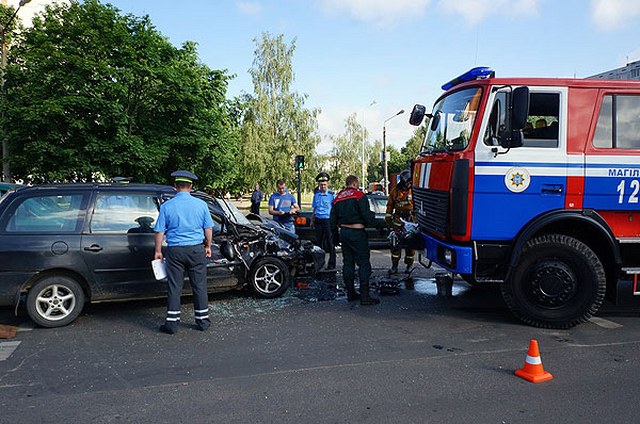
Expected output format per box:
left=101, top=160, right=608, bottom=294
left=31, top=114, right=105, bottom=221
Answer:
left=399, top=169, right=411, bottom=185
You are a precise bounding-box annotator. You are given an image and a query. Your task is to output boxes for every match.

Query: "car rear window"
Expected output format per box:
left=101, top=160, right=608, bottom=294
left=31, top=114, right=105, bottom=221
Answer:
left=5, top=194, right=85, bottom=233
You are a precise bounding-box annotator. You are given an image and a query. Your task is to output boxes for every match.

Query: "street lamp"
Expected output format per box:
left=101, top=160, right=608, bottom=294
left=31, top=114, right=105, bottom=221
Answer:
left=362, top=100, right=376, bottom=190
left=382, top=109, right=405, bottom=194
left=1, top=0, right=31, bottom=182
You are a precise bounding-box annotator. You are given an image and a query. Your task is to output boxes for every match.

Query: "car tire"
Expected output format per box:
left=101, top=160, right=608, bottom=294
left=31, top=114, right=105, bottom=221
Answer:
left=501, top=234, right=606, bottom=329
left=249, top=257, right=291, bottom=298
left=26, top=275, right=85, bottom=328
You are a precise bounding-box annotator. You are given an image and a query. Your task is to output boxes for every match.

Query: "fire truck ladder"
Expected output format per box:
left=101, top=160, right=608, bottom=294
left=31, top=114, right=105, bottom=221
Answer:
left=623, top=268, right=640, bottom=296
left=619, top=237, right=640, bottom=296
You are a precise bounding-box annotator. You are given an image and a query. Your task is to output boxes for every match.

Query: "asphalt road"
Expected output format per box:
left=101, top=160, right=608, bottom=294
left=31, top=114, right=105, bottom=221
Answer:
left=2, top=249, right=640, bottom=423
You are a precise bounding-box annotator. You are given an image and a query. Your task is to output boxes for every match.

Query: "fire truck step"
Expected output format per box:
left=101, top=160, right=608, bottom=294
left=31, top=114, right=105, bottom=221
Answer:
left=614, top=278, right=640, bottom=303
left=618, top=237, right=640, bottom=244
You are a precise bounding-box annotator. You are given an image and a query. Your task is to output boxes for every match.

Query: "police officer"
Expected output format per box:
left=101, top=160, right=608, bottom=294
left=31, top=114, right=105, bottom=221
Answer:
left=386, top=169, right=415, bottom=274
left=154, top=170, right=214, bottom=334
left=330, top=175, right=381, bottom=305
left=312, top=172, right=336, bottom=270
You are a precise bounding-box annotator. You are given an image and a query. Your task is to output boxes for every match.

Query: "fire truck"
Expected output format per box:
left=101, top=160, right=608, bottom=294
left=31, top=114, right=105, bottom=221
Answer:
left=409, top=67, right=640, bottom=328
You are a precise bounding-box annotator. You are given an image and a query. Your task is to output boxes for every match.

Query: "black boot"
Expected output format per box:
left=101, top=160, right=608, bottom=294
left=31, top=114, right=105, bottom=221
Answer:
left=359, top=282, right=380, bottom=305
left=344, top=280, right=360, bottom=302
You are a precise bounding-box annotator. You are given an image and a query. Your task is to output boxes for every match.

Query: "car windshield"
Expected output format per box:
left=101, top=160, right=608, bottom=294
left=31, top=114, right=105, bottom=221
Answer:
left=421, top=87, right=483, bottom=154
left=367, top=195, right=388, bottom=213
left=216, top=198, right=252, bottom=225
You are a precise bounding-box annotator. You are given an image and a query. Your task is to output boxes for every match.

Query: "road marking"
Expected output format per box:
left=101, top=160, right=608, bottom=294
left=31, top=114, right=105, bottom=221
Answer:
left=589, top=317, right=623, bottom=329
left=0, top=341, right=21, bottom=361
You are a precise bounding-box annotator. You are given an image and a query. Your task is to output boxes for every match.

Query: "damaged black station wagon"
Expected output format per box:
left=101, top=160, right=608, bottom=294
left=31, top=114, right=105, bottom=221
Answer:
left=0, top=183, right=324, bottom=328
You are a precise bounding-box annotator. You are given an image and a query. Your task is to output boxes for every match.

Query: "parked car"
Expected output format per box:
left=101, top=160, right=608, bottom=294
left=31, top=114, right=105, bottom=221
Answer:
left=0, top=183, right=324, bottom=328
left=0, top=182, right=24, bottom=197
left=294, top=193, right=390, bottom=247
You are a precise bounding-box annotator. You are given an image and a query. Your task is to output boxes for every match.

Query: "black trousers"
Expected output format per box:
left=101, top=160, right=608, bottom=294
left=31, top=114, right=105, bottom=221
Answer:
left=164, top=244, right=209, bottom=330
left=339, top=227, right=371, bottom=289
left=250, top=202, right=260, bottom=215
left=314, top=217, right=336, bottom=268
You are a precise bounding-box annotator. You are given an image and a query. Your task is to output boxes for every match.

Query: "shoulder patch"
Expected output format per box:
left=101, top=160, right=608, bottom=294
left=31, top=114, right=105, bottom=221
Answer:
left=334, top=188, right=364, bottom=204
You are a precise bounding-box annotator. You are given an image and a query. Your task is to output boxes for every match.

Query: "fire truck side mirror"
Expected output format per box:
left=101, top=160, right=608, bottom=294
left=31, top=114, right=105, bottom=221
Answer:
left=511, top=86, right=530, bottom=130
left=409, top=104, right=426, bottom=126
left=430, top=112, right=441, bottom=132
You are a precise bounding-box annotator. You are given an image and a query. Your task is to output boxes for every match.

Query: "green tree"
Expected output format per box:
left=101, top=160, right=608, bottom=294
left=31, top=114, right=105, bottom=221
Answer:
left=5, top=0, right=239, bottom=186
left=329, top=113, right=370, bottom=188
left=241, top=33, right=320, bottom=194
left=386, top=124, right=427, bottom=176
left=367, top=139, right=382, bottom=184
left=401, top=125, right=426, bottom=162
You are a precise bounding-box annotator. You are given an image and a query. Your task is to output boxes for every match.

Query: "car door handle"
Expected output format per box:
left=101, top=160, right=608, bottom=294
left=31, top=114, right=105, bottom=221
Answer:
left=83, top=245, right=103, bottom=252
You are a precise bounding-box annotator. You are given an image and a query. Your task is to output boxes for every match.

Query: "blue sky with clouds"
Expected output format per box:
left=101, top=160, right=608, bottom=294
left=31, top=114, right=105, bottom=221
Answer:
left=30, top=0, right=640, bottom=152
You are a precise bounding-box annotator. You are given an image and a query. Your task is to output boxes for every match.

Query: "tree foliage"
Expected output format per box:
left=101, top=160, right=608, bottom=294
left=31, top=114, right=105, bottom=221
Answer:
left=240, top=33, right=320, bottom=194
left=5, top=0, right=239, bottom=186
left=365, top=124, right=426, bottom=185
left=328, top=113, right=372, bottom=188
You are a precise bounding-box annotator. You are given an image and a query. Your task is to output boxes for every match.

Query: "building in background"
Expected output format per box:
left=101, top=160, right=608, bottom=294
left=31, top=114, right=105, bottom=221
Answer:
left=587, top=59, right=640, bottom=80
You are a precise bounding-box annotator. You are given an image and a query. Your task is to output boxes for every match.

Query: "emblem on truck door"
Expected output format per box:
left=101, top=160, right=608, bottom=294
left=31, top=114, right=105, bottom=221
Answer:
left=505, top=167, right=531, bottom=193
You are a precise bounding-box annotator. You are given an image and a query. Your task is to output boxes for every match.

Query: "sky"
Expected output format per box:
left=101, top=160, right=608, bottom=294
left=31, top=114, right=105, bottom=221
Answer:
left=10, top=0, right=640, bottom=153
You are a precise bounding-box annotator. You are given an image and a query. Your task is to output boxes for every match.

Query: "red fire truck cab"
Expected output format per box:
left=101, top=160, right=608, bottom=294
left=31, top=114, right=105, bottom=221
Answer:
left=410, top=67, right=640, bottom=328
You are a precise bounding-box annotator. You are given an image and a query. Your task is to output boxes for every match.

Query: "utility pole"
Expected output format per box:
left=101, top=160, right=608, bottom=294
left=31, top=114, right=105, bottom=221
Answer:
left=382, top=109, right=404, bottom=194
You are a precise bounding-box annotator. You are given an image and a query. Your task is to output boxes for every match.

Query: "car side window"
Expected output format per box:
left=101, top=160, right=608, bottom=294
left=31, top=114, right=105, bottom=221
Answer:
left=5, top=194, right=85, bottom=233
left=91, top=193, right=159, bottom=234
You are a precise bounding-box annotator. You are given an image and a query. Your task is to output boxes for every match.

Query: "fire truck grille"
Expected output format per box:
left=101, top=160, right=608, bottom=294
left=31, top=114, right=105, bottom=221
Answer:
left=413, top=187, right=449, bottom=236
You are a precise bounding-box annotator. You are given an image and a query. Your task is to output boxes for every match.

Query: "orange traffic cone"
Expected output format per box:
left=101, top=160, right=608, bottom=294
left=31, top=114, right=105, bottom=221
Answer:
left=515, top=339, right=553, bottom=383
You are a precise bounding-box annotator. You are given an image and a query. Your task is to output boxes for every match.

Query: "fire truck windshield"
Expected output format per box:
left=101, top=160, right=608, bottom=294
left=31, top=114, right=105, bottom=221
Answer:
left=421, top=87, right=483, bottom=154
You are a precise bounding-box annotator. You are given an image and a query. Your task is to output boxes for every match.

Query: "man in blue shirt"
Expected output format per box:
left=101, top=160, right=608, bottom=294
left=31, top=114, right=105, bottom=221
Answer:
left=312, top=172, right=336, bottom=270
left=268, top=179, right=299, bottom=233
left=154, top=170, right=214, bottom=334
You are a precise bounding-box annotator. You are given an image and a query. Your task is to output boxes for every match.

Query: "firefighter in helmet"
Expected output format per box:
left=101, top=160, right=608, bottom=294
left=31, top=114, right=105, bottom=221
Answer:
left=385, top=169, right=415, bottom=274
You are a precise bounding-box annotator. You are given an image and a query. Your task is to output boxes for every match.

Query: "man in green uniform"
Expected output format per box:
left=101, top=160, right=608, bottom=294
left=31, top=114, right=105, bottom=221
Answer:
left=330, top=175, right=381, bottom=305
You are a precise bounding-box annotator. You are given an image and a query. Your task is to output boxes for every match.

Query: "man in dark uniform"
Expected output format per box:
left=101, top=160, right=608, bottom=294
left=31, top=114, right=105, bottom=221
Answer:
left=250, top=183, right=263, bottom=215
left=154, top=170, right=214, bottom=334
left=312, top=172, right=336, bottom=270
left=330, top=175, right=381, bottom=305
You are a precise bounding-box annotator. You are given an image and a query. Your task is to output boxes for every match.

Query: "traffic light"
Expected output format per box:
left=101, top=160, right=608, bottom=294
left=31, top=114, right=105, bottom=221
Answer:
left=295, top=155, right=305, bottom=170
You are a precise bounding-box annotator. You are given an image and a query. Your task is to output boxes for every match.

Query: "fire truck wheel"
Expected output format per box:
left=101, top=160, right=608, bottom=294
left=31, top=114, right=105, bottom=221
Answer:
left=502, top=234, right=606, bottom=329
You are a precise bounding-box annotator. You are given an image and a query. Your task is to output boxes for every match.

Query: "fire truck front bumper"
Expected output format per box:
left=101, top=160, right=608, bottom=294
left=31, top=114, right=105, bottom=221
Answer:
left=422, top=233, right=473, bottom=274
